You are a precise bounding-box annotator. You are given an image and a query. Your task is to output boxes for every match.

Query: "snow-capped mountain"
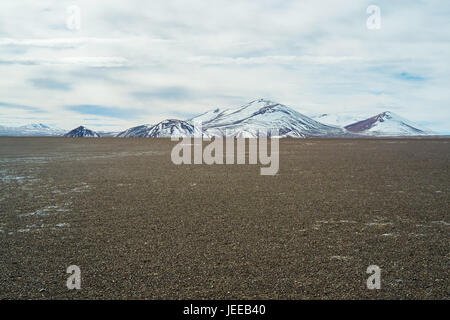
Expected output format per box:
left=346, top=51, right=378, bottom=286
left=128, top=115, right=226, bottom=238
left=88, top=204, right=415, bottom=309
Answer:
left=117, top=119, right=202, bottom=138
left=116, top=125, right=152, bottom=137
left=190, top=99, right=345, bottom=138
left=64, top=126, right=100, bottom=137
left=311, top=113, right=371, bottom=127
left=344, top=111, right=435, bottom=136
left=0, top=123, right=65, bottom=136
left=2, top=101, right=437, bottom=138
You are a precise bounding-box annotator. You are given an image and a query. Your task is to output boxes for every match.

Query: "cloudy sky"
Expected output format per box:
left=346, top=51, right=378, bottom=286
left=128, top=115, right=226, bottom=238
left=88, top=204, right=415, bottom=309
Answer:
left=0, top=0, right=449, bottom=133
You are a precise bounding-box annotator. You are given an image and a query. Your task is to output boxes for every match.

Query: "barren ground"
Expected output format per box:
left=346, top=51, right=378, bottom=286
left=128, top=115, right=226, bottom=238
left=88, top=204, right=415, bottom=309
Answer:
left=0, top=137, right=448, bottom=299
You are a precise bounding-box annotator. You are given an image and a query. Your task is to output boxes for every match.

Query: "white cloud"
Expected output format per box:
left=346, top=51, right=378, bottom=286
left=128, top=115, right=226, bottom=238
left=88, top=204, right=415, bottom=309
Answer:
left=0, top=37, right=127, bottom=48
left=187, top=55, right=369, bottom=65
left=0, top=0, right=449, bottom=132
left=0, top=56, right=128, bottom=67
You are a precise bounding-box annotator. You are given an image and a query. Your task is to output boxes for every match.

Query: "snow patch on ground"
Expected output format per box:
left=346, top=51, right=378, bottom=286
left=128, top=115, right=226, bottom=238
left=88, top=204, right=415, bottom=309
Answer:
left=19, top=205, right=71, bottom=217
left=70, top=183, right=90, bottom=193
left=15, top=222, right=71, bottom=233
left=365, top=221, right=394, bottom=227
left=55, top=223, right=70, bottom=227
left=1, top=174, right=27, bottom=183
left=380, top=233, right=397, bottom=237
left=432, top=221, right=450, bottom=226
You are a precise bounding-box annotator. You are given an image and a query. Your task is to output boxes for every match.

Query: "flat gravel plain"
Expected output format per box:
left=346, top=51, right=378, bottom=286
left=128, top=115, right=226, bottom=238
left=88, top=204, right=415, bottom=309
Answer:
left=0, top=137, right=448, bottom=299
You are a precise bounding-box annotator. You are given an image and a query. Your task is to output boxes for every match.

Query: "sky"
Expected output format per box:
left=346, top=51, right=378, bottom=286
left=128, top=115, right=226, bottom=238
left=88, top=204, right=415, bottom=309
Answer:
left=0, top=0, right=449, bottom=133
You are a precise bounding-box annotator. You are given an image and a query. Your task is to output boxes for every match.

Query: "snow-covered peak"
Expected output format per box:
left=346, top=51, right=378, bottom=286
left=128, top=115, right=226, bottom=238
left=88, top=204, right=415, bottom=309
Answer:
left=117, top=120, right=202, bottom=138
left=193, top=99, right=344, bottom=138
left=146, top=119, right=203, bottom=137
left=20, top=123, right=50, bottom=130
left=193, top=99, right=292, bottom=127
left=116, top=124, right=152, bottom=138
left=214, top=99, right=283, bottom=124
left=64, top=126, right=100, bottom=137
left=344, top=111, right=435, bottom=136
left=0, top=123, right=65, bottom=136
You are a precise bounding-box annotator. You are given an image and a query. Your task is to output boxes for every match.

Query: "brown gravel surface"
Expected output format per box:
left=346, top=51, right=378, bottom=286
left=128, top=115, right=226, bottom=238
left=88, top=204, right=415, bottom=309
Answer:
left=0, top=137, right=448, bottom=299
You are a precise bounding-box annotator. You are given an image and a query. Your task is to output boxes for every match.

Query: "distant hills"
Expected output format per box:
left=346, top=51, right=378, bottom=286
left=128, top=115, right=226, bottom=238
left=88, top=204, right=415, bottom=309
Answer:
left=0, top=123, right=65, bottom=136
left=116, top=119, right=202, bottom=138
left=312, top=111, right=435, bottom=136
left=344, top=111, right=435, bottom=136
left=0, top=99, right=440, bottom=138
left=190, top=99, right=344, bottom=138
left=114, top=99, right=436, bottom=138
left=64, top=126, right=100, bottom=138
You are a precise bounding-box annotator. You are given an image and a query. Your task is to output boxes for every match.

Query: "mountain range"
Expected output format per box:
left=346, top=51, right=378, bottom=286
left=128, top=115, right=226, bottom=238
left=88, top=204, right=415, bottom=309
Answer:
left=0, top=99, right=438, bottom=138
left=0, top=123, right=66, bottom=136
left=191, top=99, right=345, bottom=138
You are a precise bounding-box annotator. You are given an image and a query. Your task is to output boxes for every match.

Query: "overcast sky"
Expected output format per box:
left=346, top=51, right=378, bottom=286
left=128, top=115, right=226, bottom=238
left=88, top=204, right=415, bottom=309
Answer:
left=0, top=0, right=449, bottom=133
